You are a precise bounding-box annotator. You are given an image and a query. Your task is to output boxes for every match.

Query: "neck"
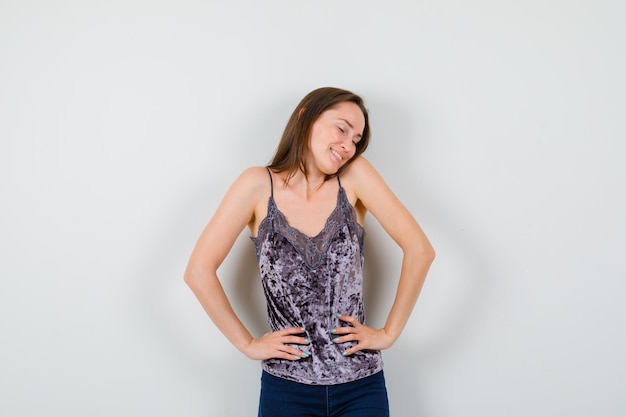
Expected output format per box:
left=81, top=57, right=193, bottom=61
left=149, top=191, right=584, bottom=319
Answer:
left=283, top=169, right=327, bottom=197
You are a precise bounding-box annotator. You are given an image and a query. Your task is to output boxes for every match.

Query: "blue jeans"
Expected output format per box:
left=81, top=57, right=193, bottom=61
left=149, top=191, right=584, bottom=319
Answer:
left=258, top=370, right=390, bottom=417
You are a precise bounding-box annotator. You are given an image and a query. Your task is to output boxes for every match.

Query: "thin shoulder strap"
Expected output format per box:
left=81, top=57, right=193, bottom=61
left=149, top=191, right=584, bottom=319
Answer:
left=337, top=175, right=342, bottom=188
left=265, top=167, right=274, bottom=198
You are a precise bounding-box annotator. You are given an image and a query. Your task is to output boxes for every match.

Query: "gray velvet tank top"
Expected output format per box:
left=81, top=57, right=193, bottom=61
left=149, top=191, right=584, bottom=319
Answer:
left=251, top=168, right=383, bottom=385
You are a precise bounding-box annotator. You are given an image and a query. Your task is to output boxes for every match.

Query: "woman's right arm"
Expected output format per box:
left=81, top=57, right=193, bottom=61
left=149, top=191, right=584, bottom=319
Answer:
left=184, top=167, right=309, bottom=361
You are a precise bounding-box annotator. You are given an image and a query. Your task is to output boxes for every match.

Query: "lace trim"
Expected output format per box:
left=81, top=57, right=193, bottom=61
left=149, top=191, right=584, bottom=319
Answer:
left=252, top=187, right=364, bottom=269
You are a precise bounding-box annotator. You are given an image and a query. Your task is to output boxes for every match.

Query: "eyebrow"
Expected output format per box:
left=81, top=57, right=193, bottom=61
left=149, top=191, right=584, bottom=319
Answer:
left=338, top=118, right=362, bottom=138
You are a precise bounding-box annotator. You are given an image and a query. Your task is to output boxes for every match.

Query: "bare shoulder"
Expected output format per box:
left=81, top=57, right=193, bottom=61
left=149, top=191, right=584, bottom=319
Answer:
left=341, top=157, right=385, bottom=193
left=236, top=165, right=270, bottom=184
left=218, top=166, right=272, bottom=217
left=339, top=157, right=388, bottom=216
left=227, top=166, right=272, bottom=234
left=230, top=166, right=271, bottom=195
left=342, top=158, right=432, bottom=256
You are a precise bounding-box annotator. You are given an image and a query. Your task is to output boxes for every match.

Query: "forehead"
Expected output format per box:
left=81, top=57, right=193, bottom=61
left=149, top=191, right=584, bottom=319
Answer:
left=322, top=101, right=365, bottom=130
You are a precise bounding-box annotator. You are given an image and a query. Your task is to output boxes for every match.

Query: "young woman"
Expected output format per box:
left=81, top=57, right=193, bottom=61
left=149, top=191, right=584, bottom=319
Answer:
left=184, top=87, right=435, bottom=416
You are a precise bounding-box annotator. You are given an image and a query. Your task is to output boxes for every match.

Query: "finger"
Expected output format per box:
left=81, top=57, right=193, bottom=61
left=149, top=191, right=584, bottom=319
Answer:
left=342, top=345, right=359, bottom=356
left=281, top=335, right=311, bottom=345
left=337, top=315, right=361, bottom=326
left=331, top=326, right=358, bottom=336
left=272, top=350, right=307, bottom=361
left=279, top=347, right=311, bottom=361
left=279, top=326, right=307, bottom=336
left=342, top=339, right=368, bottom=356
left=333, top=333, right=362, bottom=346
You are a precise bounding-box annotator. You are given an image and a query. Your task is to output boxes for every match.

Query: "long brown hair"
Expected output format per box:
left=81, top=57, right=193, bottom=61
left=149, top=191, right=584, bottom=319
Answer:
left=268, top=87, right=370, bottom=183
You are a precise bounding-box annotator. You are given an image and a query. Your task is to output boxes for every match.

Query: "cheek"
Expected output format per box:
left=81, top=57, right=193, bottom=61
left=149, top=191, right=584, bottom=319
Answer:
left=342, top=148, right=356, bottom=163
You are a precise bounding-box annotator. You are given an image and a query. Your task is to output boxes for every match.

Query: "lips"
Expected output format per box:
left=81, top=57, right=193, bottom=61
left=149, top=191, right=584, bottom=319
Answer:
left=330, top=149, right=343, bottom=162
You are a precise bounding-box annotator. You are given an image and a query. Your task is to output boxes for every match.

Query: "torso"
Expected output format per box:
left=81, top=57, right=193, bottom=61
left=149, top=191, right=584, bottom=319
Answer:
left=250, top=166, right=383, bottom=385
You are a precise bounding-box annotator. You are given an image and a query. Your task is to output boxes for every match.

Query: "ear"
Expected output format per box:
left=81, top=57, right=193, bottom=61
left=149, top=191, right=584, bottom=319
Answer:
left=298, top=107, right=306, bottom=119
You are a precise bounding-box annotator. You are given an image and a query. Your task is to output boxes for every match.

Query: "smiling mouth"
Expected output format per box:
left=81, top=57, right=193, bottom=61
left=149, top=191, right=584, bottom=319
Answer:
left=331, top=149, right=343, bottom=161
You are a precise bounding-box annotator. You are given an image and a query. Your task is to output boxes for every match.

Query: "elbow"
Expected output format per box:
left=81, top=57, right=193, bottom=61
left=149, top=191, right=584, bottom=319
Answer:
left=184, top=261, right=218, bottom=292
left=183, top=269, right=196, bottom=289
left=419, top=245, right=436, bottom=267
left=184, top=265, right=204, bottom=290
left=406, top=241, right=435, bottom=266
left=425, top=244, right=436, bottom=263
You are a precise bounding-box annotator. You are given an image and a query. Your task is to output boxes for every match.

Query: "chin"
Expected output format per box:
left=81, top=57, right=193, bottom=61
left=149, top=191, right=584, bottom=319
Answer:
left=329, top=166, right=343, bottom=176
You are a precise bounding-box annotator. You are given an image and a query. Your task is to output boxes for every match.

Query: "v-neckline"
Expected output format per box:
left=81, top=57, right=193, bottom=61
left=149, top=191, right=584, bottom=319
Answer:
left=271, top=187, right=342, bottom=240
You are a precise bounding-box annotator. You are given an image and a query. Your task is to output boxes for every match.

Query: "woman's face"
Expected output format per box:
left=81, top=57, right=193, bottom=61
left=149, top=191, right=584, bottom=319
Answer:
left=306, top=101, right=365, bottom=176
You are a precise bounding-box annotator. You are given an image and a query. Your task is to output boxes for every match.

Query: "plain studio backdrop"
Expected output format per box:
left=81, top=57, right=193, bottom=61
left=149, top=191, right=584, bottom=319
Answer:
left=1, top=1, right=624, bottom=416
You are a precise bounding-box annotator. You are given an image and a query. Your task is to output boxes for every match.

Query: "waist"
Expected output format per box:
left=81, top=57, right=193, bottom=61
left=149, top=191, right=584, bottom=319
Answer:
left=262, top=347, right=383, bottom=385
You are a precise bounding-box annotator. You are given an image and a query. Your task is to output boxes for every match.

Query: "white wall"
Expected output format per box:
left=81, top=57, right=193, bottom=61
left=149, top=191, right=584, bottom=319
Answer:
left=1, top=1, right=625, bottom=416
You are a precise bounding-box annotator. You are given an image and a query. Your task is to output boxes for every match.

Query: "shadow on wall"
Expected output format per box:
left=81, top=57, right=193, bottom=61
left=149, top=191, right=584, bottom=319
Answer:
left=131, top=175, right=269, bottom=415
left=359, top=93, right=492, bottom=415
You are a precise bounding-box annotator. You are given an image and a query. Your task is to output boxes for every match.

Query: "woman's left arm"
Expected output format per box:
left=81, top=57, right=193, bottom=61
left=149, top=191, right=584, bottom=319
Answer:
left=335, top=157, right=435, bottom=355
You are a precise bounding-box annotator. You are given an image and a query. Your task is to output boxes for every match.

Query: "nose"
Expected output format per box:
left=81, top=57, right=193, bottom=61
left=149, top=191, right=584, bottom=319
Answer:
left=340, top=141, right=355, bottom=158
